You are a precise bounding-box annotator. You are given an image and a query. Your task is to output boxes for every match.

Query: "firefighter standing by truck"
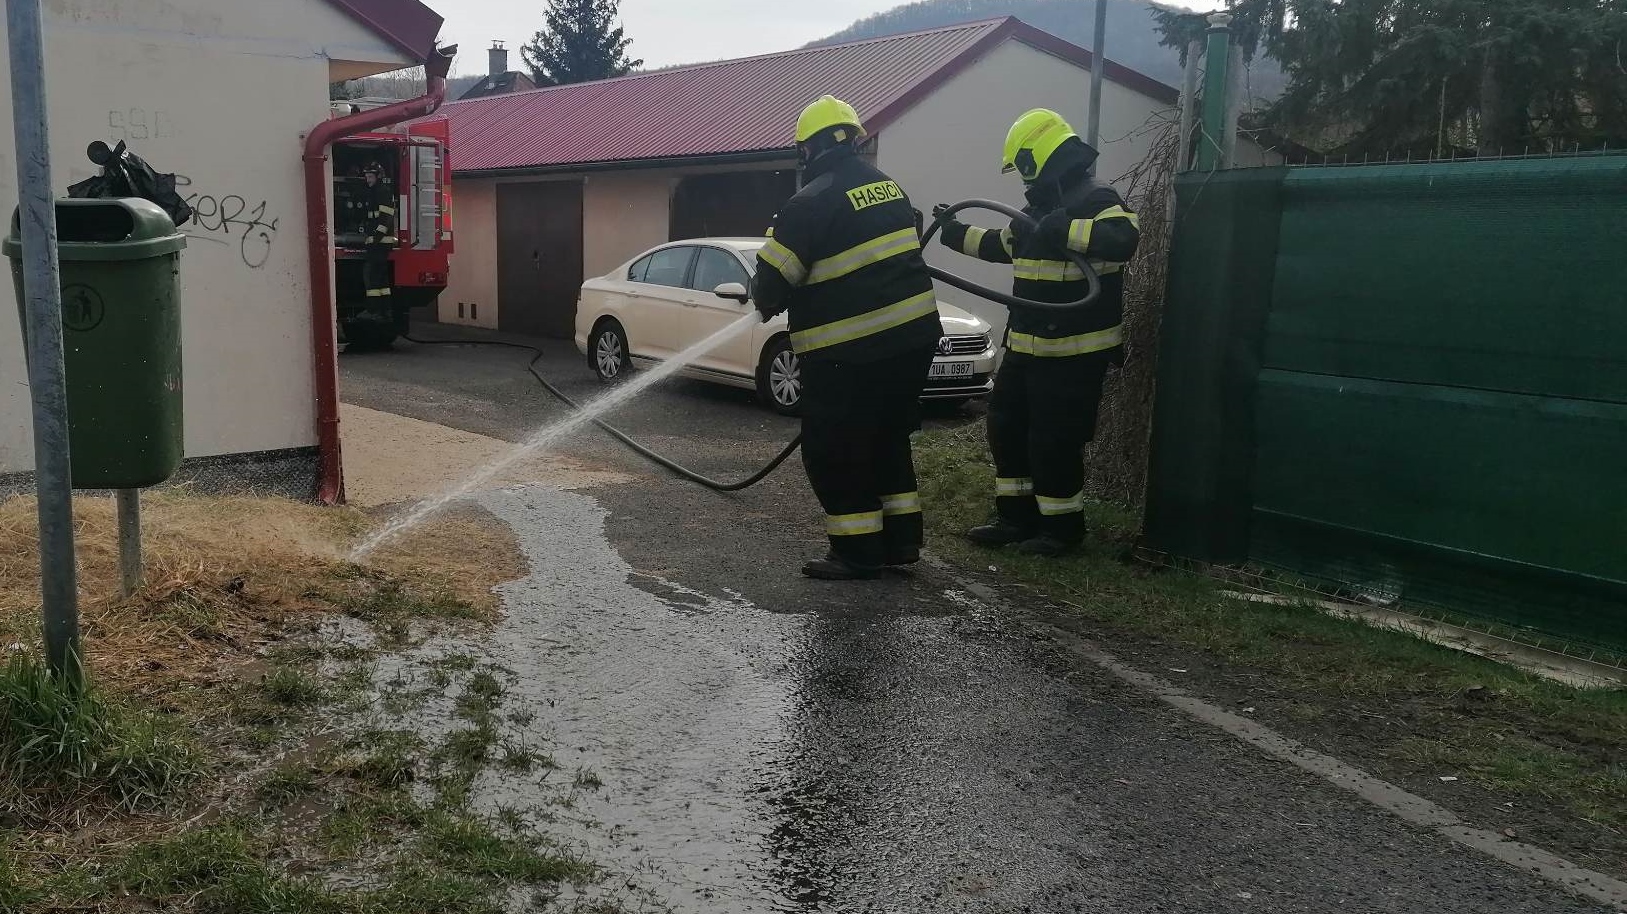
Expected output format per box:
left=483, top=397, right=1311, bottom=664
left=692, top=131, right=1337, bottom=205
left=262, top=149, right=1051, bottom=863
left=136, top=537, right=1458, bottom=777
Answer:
left=752, top=96, right=942, bottom=581
left=359, top=162, right=396, bottom=308
left=934, top=109, right=1140, bottom=557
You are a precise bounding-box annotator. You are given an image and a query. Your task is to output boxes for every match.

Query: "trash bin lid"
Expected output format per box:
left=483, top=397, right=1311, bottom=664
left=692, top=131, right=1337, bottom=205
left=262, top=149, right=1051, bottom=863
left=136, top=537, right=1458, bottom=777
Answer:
left=3, top=198, right=187, bottom=261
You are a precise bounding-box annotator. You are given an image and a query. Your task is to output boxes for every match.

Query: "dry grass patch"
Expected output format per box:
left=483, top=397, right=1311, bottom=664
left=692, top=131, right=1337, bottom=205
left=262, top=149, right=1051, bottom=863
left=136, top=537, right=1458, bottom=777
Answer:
left=0, top=493, right=524, bottom=701
left=0, top=490, right=555, bottom=911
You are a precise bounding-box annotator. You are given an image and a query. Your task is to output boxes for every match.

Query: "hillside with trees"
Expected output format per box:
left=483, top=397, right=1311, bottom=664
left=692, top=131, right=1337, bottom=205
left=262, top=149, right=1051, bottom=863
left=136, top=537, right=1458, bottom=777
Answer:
left=812, top=0, right=1289, bottom=103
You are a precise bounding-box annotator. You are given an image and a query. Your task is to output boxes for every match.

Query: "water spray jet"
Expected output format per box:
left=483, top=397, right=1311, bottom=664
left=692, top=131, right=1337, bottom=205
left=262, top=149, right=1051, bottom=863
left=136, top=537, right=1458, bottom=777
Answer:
left=349, top=200, right=1103, bottom=561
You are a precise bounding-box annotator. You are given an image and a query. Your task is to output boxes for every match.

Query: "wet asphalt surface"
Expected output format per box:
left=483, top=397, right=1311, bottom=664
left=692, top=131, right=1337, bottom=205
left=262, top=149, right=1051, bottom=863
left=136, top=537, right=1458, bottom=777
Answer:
left=341, top=331, right=1611, bottom=913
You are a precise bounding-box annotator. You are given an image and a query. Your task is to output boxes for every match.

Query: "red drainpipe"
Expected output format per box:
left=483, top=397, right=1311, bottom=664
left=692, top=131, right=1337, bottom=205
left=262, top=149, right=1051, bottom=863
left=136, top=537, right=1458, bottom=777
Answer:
left=302, top=46, right=457, bottom=505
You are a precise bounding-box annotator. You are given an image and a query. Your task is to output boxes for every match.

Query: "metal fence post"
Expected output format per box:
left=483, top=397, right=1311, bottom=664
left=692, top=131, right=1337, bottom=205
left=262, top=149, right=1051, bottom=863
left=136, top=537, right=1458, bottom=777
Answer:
left=116, top=490, right=142, bottom=597
left=1195, top=12, right=1234, bottom=172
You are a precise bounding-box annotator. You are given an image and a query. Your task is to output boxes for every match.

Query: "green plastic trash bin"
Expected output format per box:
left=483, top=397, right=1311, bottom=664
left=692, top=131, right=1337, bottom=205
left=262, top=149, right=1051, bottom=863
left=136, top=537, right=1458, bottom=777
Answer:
left=5, top=198, right=186, bottom=489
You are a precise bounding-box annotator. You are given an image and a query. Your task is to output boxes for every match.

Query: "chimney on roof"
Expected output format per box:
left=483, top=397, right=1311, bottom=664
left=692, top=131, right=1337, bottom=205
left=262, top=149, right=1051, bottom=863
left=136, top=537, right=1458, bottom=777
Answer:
left=489, top=41, right=508, bottom=77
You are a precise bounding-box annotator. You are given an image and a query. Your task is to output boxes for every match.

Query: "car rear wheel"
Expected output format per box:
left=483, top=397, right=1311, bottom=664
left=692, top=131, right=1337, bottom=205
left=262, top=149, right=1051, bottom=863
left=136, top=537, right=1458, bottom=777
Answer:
left=756, top=336, right=802, bottom=416
left=590, top=320, right=630, bottom=382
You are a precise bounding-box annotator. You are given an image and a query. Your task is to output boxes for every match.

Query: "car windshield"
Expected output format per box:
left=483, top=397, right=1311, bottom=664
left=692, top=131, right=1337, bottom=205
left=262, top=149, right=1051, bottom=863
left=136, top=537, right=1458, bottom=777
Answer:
left=735, top=245, right=763, bottom=274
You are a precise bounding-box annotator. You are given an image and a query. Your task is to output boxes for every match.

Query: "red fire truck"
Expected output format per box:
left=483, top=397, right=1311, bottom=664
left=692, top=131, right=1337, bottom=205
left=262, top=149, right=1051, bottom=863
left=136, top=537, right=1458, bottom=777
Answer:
left=330, top=100, right=453, bottom=350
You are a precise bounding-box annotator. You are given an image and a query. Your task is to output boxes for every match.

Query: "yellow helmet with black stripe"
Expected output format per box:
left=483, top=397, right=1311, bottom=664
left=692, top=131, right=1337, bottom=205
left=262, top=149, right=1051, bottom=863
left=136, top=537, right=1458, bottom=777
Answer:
left=1001, top=108, right=1077, bottom=183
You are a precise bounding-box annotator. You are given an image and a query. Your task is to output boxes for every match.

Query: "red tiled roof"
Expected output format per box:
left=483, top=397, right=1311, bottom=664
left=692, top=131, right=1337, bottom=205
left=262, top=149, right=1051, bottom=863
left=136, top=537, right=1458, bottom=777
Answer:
left=324, top=0, right=444, bottom=63
left=433, top=17, right=1179, bottom=175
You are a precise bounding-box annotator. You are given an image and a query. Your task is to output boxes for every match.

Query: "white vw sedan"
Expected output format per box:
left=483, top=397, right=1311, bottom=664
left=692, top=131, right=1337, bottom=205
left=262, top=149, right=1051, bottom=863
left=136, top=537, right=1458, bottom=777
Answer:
left=574, top=238, right=998, bottom=415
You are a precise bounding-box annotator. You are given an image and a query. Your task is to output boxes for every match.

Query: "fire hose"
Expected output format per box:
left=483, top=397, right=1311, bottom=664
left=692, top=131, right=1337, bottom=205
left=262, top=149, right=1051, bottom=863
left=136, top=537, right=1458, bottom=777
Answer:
left=402, top=199, right=1100, bottom=493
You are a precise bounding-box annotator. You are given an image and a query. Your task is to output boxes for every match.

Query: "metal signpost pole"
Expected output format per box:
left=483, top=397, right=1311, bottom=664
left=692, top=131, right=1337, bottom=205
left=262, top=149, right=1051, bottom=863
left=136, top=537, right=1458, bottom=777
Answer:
left=7, top=0, right=82, bottom=683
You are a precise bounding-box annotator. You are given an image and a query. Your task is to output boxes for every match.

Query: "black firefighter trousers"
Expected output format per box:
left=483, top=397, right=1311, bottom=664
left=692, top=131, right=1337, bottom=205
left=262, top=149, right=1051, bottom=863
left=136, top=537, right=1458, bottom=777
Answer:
left=987, top=351, right=1110, bottom=543
left=799, top=347, right=936, bottom=569
left=363, top=246, right=393, bottom=303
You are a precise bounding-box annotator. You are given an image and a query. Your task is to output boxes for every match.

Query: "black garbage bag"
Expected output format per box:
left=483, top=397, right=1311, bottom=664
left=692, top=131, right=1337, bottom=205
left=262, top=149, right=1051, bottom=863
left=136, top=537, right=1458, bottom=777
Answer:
left=66, top=140, right=193, bottom=227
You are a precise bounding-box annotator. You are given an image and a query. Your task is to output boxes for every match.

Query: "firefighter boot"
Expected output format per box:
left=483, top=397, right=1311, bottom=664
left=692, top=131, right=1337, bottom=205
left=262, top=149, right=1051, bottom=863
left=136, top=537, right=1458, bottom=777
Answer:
left=966, top=520, right=1034, bottom=548
left=802, top=552, right=884, bottom=581
left=1015, top=535, right=1077, bottom=558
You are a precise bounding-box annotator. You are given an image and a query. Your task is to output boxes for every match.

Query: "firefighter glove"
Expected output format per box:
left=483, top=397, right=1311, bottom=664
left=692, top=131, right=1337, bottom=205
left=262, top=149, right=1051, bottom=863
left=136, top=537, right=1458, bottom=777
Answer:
left=755, top=298, right=787, bottom=321
left=750, top=274, right=787, bottom=321
left=1034, top=209, right=1072, bottom=248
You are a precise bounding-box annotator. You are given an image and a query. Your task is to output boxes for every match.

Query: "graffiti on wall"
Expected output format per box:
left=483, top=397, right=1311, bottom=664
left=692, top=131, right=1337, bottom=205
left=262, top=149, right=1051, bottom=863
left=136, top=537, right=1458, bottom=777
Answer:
left=105, top=108, right=281, bottom=270
left=174, top=174, right=280, bottom=270
left=106, top=108, right=177, bottom=143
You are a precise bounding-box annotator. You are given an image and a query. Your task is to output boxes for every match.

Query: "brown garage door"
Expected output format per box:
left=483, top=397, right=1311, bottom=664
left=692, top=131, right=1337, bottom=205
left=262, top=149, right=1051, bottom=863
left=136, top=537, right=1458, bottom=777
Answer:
left=497, top=180, right=584, bottom=338
left=670, top=170, right=797, bottom=240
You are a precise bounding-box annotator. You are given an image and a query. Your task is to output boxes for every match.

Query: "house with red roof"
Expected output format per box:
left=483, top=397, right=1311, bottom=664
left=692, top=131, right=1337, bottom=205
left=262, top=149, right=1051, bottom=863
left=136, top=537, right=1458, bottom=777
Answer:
left=428, top=17, right=1275, bottom=339
left=0, top=0, right=446, bottom=500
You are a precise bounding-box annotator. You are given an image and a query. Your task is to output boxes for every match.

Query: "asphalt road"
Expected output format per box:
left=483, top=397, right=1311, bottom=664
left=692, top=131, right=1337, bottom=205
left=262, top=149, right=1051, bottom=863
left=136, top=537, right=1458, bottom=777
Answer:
left=340, top=331, right=1614, bottom=914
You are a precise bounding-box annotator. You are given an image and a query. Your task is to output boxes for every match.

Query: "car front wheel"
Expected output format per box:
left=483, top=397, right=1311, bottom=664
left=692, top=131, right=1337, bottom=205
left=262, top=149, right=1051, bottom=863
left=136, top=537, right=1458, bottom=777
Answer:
left=757, top=336, right=802, bottom=416
left=590, top=320, right=630, bottom=382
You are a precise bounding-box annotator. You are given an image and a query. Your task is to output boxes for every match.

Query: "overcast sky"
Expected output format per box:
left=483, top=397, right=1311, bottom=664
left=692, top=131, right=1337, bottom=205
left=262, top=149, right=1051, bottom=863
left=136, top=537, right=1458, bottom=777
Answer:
left=437, top=0, right=1229, bottom=75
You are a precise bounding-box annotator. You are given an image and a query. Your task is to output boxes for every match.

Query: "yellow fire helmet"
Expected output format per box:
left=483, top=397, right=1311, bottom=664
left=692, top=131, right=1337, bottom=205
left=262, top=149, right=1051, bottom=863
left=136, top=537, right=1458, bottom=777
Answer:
left=1001, top=108, right=1078, bottom=182
left=795, top=95, right=866, bottom=145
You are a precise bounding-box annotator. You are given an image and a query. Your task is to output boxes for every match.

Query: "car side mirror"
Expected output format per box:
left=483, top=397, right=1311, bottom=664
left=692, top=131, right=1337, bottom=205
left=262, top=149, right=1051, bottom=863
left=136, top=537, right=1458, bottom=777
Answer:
left=713, top=282, right=749, bottom=303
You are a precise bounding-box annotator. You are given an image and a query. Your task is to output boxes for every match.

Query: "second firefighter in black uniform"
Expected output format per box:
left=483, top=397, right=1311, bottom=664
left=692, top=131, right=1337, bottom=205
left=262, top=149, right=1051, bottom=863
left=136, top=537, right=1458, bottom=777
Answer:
left=753, top=96, right=941, bottom=581
left=935, top=108, right=1141, bottom=557
left=360, top=162, right=397, bottom=305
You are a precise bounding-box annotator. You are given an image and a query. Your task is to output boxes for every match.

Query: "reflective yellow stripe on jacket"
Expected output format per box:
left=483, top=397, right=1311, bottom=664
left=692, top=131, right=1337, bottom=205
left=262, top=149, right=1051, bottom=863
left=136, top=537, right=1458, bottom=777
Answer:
left=961, top=226, right=1014, bottom=258
left=790, top=290, right=938, bottom=354
left=962, top=226, right=988, bottom=257
left=1065, top=205, right=1140, bottom=255
left=807, top=228, right=920, bottom=285
left=1014, top=258, right=1086, bottom=282
left=1007, top=325, right=1123, bottom=357
left=760, top=238, right=808, bottom=285
left=1014, top=257, right=1123, bottom=281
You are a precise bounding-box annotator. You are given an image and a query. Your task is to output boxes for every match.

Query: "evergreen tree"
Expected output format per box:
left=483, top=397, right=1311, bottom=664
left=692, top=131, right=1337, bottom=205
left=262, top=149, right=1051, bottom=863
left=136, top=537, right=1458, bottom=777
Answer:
left=1155, top=0, right=1627, bottom=155
left=522, top=0, right=642, bottom=87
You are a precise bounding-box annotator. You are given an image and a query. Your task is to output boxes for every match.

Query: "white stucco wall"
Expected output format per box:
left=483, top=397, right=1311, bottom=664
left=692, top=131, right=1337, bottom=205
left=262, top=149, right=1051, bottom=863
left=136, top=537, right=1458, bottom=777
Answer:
left=438, top=178, right=497, bottom=328
left=0, top=0, right=412, bottom=473
left=582, top=171, right=673, bottom=280
left=877, top=39, right=1173, bottom=338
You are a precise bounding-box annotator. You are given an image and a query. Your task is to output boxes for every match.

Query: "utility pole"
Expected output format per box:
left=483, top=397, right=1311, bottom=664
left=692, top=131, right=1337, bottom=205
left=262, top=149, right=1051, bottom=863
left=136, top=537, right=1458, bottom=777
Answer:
left=1176, top=38, right=1203, bottom=172
left=7, top=0, right=82, bottom=685
left=1221, top=41, right=1245, bottom=168
left=1086, top=0, right=1108, bottom=149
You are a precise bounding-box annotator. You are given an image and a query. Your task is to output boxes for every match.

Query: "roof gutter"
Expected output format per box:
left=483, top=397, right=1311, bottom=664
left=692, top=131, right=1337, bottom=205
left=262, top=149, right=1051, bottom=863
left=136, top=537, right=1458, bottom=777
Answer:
left=302, top=45, right=456, bottom=506
left=451, top=148, right=797, bottom=180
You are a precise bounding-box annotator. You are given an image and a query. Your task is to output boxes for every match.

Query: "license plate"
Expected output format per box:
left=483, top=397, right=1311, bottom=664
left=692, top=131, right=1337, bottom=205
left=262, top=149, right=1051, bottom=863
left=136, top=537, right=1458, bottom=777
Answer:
left=929, top=361, right=974, bottom=379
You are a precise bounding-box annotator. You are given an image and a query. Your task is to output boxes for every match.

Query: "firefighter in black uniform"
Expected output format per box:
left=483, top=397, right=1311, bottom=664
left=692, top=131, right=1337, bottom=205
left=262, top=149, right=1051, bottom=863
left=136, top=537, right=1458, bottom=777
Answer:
left=753, top=96, right=942, bottom=580
left=360, top=162, right=396, bottom=306
left=934, top=108, right=1140, bottom=557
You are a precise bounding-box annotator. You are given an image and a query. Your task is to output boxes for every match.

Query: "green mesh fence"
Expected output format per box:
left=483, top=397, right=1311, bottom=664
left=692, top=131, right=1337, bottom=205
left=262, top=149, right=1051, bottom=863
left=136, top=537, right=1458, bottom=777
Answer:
left=1144, top=168, right=1286, bottom=563
left=1150, top=156, right=1627, bottom=650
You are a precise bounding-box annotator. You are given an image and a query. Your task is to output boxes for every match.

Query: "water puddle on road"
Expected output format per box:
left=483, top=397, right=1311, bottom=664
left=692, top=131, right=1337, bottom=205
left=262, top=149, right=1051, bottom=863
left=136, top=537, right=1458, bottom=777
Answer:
left=368, top=484, right=807, bottom=912
left=347, top=484, right=1115, bottom=913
